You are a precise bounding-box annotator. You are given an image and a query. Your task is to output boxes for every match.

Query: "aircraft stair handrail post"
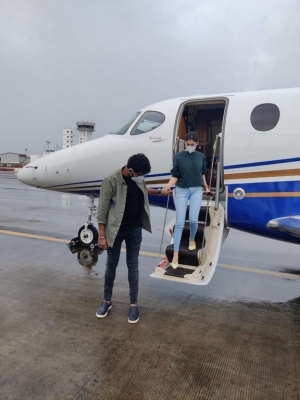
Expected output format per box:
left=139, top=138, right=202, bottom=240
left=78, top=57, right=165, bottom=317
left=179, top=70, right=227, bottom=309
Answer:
left=214, top=132, right=223, bottom=212
left=214, top=161, right=220, bottom=211
left=158, top=194, right=170, bottom=265
left=199, top=133, right=221, bottom=264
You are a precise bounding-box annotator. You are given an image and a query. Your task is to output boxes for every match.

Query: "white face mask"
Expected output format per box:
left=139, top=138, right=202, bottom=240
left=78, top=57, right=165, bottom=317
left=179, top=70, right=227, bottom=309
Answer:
left=131, top=174, right=145, bottom=183
left=186, top=145, right=196, bottom=154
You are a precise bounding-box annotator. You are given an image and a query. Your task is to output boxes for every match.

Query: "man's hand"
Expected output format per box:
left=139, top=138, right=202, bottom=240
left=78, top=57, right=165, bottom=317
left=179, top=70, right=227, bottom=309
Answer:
left=98, top=237, right=108, bottom=250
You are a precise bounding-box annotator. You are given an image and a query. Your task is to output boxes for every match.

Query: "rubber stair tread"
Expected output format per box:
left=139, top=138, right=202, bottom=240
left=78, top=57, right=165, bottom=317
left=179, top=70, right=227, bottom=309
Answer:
left=164, top=266, right=195, bottom=278
left=165, top=206, right=209, bottom=268
left=166, top=245, right=201, bottom=266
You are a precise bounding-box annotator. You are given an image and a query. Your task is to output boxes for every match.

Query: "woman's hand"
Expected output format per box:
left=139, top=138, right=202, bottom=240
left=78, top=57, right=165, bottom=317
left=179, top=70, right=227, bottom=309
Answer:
left=161, top=185, right=172, bottom=195
left=98, top=236, right=108, bottom=250
left=205, top=186, right=214, bottom=197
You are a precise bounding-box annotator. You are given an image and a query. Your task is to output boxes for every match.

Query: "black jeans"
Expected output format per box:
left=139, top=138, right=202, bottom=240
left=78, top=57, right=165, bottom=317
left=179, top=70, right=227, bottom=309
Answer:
left=104, top=226, right=142, bottom=304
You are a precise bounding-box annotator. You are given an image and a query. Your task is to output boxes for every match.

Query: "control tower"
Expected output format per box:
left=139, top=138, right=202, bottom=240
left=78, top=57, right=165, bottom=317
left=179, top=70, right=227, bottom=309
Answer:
left=76, top=121, right=95, bottom=144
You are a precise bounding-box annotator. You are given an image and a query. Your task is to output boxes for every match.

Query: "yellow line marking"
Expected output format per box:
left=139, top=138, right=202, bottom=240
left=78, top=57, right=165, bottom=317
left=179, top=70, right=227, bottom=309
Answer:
left=0, top=230, right=69, bottom=244
left=139, top=249, right=162, bottom=257
left=0, top=229, right=299, bottom=281
left=0, top=230, right=159, bottom=255
left=217, top=263, right=300, bottom=281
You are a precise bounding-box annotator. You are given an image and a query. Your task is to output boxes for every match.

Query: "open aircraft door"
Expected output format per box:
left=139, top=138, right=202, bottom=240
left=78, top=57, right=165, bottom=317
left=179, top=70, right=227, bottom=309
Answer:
left=151, top=98, right=229, bottom=285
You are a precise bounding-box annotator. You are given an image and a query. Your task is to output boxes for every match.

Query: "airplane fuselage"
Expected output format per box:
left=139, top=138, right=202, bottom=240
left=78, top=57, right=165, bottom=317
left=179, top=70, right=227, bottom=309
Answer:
left=18, top=88, right=300, bottom=245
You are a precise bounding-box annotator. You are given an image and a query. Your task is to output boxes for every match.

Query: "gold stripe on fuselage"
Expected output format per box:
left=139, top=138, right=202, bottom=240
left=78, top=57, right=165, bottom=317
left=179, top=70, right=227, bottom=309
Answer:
left=225, top=168, right=300, bottom=198
left=47, top=168, right=300, bottom=194
left=225, top=168, right=300, bottom=180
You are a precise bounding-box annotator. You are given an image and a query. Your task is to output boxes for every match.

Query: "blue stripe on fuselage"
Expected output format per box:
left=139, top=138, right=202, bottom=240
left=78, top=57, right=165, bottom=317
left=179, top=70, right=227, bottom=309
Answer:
left=224, top=156, right=300, bottom=170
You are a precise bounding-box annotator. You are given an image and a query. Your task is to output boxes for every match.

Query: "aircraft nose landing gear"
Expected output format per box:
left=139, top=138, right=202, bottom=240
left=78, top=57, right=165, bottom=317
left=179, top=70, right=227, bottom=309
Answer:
left=78, top=224, right=98, bottom=246
left=69, top=195, right=99, bottom=248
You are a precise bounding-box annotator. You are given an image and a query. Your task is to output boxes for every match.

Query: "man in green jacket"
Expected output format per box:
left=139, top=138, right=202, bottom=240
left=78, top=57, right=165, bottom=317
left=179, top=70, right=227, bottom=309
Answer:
left=96, top=153, right=162, bottom=323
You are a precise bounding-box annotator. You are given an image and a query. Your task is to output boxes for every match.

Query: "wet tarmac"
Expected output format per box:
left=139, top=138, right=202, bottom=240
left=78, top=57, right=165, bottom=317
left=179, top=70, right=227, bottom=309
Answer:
left=1, top=172, right=300, bottom=399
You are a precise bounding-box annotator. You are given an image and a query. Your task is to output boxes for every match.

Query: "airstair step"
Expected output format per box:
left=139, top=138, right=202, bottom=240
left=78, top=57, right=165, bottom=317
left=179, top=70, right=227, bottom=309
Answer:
left=166, top=244, right=200, bottom=266
left=166, top=218, right=205, bottom=267
left=152, top=204, right=224, bottom=286
left=164, top=265, right=196, bottom=278
left=186, top=207, right=210, bottom=225
left=179, top=224, right=205, bottom=244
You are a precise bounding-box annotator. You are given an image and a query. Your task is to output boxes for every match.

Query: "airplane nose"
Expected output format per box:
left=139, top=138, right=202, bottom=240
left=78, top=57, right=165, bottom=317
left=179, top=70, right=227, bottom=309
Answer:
left=17, top=165, right=39, bottom=187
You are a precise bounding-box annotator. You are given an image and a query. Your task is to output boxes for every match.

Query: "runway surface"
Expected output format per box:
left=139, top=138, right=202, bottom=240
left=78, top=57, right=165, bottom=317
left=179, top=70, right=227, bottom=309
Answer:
left=1, top=172, right=300, bottom=399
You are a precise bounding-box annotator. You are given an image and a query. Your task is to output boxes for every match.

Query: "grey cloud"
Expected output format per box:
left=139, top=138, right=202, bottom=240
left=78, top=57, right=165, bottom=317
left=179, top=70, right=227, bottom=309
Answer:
left=0, top=0, right=299, bottom=154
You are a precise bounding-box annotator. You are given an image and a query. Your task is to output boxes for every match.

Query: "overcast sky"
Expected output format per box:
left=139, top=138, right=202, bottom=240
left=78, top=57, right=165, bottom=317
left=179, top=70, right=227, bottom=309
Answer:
left=1, top=0, right=299, bottom=155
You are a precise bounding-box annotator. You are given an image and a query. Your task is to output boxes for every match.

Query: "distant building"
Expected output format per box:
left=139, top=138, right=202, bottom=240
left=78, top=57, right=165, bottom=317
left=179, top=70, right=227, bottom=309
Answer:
left=62, top=128, right=75, bottom=149
left=30, top=154, right=44, bottom=163
left=0, top=152, right=29, bottom=166
left=43, top=150, right=54, bottom=156
left=76, top=121, right=95, bottom=144
left=30, top=151, right=54, bottom=162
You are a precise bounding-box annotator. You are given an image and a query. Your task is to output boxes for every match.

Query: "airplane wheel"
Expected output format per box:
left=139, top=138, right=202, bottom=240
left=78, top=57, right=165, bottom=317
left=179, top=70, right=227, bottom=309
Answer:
left=78, top=224, right=98, bottom=247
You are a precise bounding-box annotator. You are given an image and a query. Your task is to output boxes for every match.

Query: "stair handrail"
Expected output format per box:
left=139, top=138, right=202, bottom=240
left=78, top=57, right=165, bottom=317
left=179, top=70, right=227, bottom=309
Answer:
left=214, top=132, right=223, bottom=211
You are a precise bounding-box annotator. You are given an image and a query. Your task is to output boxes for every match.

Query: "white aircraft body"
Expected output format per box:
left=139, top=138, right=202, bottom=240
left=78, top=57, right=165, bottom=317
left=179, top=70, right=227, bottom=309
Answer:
left=18, top=87, right=300, bottom=285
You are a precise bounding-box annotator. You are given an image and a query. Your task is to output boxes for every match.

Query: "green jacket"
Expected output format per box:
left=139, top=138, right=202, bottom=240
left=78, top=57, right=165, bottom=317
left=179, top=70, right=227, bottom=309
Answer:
left=97, top=168, right=152, bottom=247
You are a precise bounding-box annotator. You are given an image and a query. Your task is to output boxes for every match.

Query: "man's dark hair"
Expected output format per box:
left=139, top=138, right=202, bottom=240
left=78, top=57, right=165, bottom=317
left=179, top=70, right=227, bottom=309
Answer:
left=127, top=153, right=151, bottom=175
left=185, top=131, right=198, bottom=142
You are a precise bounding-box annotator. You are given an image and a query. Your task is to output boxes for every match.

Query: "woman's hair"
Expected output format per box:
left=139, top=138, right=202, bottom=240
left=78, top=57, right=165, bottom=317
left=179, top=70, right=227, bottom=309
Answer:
left=127, top=153, right=151, bottom=175
left=185, top=131, right=198, bottom=142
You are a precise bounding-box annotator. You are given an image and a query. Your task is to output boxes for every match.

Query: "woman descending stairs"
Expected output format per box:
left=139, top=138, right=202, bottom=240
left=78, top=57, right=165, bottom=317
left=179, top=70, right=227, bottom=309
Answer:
left=151, top=202, right=226, bottom=285
left=164, top=207, right=209, bottom=277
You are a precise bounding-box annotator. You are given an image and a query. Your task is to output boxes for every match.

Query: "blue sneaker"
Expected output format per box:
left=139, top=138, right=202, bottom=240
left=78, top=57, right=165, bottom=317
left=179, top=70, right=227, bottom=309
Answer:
left=128, top=306, right=139, bottom=324
left=96, top=301, right=112, bottom=318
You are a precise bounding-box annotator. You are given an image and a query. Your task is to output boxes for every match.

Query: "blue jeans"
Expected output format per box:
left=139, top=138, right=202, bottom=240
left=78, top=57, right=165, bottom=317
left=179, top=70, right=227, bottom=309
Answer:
left=104, top=226, right=142, bottom=304
left=173, top=186, right=203, bottom=252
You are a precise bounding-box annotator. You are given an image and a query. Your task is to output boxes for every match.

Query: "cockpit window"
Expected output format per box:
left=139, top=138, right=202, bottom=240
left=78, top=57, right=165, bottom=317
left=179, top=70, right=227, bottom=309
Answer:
left=130, top=111, right=165, bottom=135
left=108, top=112, right=141, bottom=135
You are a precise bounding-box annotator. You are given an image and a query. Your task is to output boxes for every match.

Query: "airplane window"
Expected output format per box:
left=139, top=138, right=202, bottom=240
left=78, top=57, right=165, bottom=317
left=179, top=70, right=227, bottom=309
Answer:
left=108, top=112, right=141, bottom=135
left=130, top=111, right=165, bottom=135
left=250, top=103, right=280, bottom=131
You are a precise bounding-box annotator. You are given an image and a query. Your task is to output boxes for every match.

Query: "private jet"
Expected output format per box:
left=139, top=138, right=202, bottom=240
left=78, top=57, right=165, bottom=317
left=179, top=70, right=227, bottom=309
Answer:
left=18, top=87, right=300, bottom=285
